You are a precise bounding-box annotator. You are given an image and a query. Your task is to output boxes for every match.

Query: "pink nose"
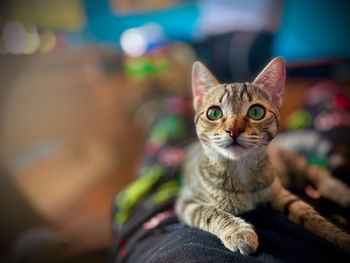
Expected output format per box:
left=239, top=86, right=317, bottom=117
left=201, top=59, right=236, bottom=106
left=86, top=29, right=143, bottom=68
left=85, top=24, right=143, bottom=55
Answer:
left=225, top=128, right=243, bottom=137
left=229, top=130, right=238, bottom=137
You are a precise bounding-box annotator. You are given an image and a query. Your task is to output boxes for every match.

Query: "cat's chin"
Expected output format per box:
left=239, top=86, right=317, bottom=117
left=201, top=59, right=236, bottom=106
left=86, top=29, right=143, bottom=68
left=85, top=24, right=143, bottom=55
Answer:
left=215, top=144, right=253, bottom=160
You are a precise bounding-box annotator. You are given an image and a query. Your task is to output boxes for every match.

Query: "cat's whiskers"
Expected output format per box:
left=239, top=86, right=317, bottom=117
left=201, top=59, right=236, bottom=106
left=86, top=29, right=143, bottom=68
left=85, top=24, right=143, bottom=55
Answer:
left=243, top=138, right=260, bottom=145
left=208, top=134, right=221, bottom=141
left=246, top=135, right=260, bottom=139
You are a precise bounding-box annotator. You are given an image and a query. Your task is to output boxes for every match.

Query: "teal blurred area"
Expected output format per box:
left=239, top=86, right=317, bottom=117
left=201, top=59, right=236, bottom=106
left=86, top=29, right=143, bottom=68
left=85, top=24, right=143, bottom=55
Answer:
left=77, top=0, right=199, bottom=45
left=273, top=0, right=350, bottom=61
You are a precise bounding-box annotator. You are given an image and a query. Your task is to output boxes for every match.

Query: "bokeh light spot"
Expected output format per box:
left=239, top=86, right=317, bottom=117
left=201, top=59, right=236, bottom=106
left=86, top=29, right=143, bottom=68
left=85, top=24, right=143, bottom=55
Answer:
left=3, top=20, right=27, bottom=54
left=120, top=29, right=146, bottom=57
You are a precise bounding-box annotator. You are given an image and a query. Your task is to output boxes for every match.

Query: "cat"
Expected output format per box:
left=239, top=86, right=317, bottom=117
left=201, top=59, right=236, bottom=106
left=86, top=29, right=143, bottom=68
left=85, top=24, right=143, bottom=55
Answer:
left=175, top=57, right=350, bottom=255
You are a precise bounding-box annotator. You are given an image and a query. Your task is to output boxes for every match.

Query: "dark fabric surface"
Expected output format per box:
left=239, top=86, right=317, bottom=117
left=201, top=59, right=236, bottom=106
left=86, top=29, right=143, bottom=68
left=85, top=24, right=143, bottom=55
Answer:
left=121, top=207, right=349, bottom=263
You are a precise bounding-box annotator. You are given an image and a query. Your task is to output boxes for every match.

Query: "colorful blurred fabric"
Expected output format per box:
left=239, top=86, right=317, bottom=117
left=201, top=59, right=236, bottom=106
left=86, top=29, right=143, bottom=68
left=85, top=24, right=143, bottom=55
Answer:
left=281, top=81, right=350, bottom=233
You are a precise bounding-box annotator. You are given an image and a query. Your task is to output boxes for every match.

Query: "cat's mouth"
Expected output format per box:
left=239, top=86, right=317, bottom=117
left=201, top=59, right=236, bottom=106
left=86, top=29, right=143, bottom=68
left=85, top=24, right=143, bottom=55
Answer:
left=227, top=137, right=246, bottom=149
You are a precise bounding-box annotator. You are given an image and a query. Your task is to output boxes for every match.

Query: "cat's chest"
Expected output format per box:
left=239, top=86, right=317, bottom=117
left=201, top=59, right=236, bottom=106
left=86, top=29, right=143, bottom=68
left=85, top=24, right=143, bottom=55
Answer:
left=213, top=166, right=275, bottom=192
left=211, top=176, right=278, bottom=215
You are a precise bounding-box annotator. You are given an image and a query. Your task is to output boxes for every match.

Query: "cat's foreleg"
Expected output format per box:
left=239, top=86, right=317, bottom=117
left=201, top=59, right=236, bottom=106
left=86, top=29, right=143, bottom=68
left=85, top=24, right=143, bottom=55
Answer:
left=271, top=187, right=350, bottom=253
left=175, top=198, right=258, bottom=255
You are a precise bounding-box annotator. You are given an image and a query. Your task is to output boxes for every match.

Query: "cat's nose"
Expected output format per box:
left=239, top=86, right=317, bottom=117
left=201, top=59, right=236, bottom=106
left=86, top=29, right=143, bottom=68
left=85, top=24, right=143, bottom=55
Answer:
left=225, top=128, right=244, bottom=138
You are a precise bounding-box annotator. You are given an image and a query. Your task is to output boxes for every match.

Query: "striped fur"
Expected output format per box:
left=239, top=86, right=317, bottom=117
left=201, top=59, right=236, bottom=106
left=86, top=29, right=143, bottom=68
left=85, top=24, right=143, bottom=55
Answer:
left=175, top=59, right=350, bottom=255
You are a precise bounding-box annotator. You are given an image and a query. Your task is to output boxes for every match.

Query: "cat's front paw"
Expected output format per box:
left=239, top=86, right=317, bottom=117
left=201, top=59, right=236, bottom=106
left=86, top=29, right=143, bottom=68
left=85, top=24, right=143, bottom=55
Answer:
left=220, top=226, right=259, bottom=255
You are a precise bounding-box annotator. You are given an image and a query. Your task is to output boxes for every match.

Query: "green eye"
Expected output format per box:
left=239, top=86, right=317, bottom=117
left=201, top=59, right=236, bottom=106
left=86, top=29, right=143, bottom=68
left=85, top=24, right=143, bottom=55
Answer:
left=248, top=105, right=265, bottom=120
left=207, top=106, right=223, bottom=120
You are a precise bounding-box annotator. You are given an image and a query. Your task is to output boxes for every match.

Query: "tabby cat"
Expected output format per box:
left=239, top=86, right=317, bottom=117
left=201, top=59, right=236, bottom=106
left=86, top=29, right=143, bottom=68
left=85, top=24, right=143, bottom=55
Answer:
left=175, top=57, right=350, bottom=255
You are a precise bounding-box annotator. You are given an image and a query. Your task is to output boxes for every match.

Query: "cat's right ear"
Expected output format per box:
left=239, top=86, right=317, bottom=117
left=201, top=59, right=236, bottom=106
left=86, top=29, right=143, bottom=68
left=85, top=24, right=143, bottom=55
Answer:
left=252, top=57, right=286, bottom=109
left=192, top=61, right=219, bottom=111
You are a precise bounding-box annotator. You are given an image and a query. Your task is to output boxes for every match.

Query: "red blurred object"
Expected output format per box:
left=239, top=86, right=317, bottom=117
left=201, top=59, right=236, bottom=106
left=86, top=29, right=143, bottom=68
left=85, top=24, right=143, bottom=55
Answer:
left=332, top=93, right=350, bottom=110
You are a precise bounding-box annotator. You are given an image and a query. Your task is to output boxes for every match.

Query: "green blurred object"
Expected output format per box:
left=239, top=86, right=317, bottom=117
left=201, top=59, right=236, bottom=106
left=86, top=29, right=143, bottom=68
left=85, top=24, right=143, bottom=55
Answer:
left=306, top=153, right=328, bottom=167
left=123, top=55, right=169, bottom=77
left=159, top=115, right=184, bottom=136
left=149, top=115, right=184, bottom=147
left=150, top=180, right=178, bottom=205
left=286, top=110, right=313, bottom=130
left=114, top=164, right=163, bottom=224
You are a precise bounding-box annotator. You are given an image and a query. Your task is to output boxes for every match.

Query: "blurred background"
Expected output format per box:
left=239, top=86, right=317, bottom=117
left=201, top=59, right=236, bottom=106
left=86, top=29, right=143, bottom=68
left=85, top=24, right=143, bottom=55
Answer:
left=0, top=0, right=349, bottom=262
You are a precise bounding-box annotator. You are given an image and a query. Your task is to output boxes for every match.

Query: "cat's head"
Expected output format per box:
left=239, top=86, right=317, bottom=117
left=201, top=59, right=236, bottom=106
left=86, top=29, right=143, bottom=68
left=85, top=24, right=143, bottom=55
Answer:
left=192, top=57, right=286, bottom=160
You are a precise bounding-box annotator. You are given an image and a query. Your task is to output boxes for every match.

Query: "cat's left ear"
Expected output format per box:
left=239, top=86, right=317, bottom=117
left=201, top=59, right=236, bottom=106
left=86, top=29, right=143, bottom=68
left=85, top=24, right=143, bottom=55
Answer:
left=192, top=61, right=220, bottom=111
left=253, top=57, right=286, bottom=109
